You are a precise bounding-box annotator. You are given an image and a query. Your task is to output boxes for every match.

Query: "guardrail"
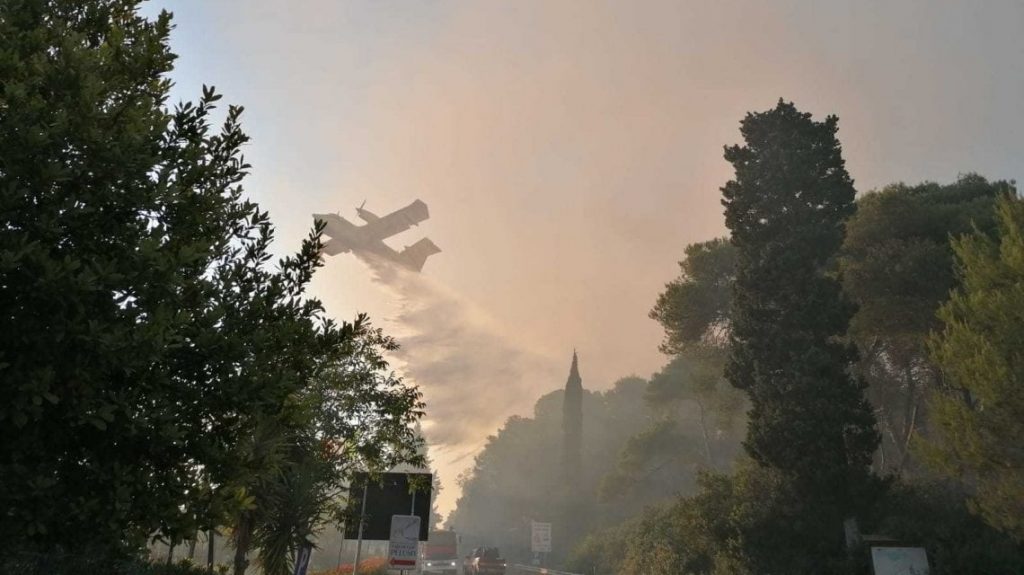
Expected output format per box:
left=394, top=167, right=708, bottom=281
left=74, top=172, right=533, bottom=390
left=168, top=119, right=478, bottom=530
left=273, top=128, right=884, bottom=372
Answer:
left=508, top=564, right=585, bottom=575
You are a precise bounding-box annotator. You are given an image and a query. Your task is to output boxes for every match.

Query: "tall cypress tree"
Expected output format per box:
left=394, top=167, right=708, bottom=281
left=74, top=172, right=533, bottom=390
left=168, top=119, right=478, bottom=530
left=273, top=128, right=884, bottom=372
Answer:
left=558, top=351, right=584, bottom=565
left=721, top=101, right=878, bottom=514
left=561, top=350, right=583, bottom=484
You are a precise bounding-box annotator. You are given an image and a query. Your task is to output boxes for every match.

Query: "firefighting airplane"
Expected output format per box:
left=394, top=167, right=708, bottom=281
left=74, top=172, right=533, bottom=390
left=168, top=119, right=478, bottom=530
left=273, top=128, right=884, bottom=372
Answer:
left=313, top=199, right=441, bottom=272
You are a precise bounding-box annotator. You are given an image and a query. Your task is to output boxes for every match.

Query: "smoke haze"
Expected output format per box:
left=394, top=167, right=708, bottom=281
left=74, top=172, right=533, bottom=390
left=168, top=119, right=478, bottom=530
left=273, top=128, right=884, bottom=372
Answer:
left=151, top=0, right=1024, bottom=515
left=359, top=256, right=564, bottom=510
left=368, top=257, right=563, bottom=448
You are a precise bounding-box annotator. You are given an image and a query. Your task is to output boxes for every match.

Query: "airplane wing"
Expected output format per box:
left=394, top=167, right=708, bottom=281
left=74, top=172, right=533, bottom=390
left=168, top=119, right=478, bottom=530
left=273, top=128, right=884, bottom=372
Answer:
left=397, top=237, right=441, bottom=272
left=360, top=199, right=430, bottom=240
left=313, top=213, right=356, bottom=239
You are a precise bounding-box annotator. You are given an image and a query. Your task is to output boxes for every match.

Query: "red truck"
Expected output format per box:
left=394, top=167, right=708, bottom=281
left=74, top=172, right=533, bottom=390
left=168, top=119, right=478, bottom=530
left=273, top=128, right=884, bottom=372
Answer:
left=463, top=547, right=506, bottom=575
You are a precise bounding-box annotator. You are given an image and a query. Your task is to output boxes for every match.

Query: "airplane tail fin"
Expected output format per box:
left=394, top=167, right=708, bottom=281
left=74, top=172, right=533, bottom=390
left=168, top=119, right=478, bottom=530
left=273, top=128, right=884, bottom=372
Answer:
left=399, top=238, right=441, bottom=272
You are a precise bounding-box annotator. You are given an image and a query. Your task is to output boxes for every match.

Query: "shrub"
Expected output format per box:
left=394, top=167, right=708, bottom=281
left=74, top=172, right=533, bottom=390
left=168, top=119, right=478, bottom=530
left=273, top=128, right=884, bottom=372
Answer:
left=0, top=554, right=218, bottom=575
left=311, top=556, right=389, bottom=575
left=865, top=481, right=1024, bottom=575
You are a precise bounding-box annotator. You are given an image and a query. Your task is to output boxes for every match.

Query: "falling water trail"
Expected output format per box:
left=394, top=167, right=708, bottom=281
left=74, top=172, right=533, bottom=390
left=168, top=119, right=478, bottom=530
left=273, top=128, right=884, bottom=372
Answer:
left=360, top=256, right=564, bottom=498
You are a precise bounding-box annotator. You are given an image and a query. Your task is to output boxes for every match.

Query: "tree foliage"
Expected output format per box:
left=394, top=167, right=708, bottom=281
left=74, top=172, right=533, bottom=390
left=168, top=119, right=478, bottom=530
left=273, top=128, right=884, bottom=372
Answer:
left=590, top=463, right=862, bottom=575
left=575, top=465, right=1024, bottom=575
left=840, top=174, right=1007, bottom=476
left=228, top=324, right=424, bottom=575
left=924, top=193, right=1024, bottom=541
left=615, top=237, right=745, bottom=497
left=650, top=238, right=737, bottom=355
left=0, top=0, right=244, bottom=550
left=0, top=1, right=423, bottom=566
left=448, top=378, right=660, bottom=564
left=718, top=100, right=880, bottom=564
left=867, top=480, right=1024, bottom=574
left=721, top=99, right=878, bottom=495
left=599, top=354, right=744, bottom=508
left=842, top=174, right=1006, bottom=341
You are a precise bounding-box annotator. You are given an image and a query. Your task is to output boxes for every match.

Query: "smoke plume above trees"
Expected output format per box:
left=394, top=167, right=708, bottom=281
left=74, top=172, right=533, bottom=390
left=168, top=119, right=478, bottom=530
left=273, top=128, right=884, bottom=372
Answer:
left=362, top=256, right=564, bottom=459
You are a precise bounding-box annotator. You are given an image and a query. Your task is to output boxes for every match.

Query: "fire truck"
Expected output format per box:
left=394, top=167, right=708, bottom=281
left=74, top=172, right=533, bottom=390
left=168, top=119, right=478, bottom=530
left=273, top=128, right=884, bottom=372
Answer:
left=420, top=530, right=460, bottom=575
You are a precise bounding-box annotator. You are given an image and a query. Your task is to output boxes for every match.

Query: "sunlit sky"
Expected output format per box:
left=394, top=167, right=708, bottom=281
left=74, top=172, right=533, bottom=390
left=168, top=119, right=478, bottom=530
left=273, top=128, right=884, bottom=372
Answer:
left=147, top=0, right=1023, bottom=516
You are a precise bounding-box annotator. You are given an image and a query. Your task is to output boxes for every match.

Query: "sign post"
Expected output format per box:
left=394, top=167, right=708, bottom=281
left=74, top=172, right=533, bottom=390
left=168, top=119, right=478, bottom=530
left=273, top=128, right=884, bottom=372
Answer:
left=531, top=521, right=552, bottom=556
left=352, top=482, right=369, bottom=575
left=388, top=515, right=421, bottom=573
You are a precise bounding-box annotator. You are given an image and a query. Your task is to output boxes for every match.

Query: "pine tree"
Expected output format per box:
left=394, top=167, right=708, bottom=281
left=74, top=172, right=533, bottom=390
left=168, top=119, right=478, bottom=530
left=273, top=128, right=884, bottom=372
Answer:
left=925, top=192, right=1024, bottom=542
left=721, top=100, right=879, bottom=528
left=840, top=174, right=1008, bottom=476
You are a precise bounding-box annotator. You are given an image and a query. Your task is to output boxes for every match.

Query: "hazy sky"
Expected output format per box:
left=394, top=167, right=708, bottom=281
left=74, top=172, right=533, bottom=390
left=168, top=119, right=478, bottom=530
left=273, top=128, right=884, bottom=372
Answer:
left=148, top=0, right=1023, bottom=515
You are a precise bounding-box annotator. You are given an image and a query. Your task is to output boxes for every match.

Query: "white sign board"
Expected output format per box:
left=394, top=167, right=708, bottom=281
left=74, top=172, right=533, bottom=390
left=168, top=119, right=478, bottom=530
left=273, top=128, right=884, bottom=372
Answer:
left=871, top=546, right=929, bottom=575
left=531, top=521, right=552, bottom=553
left=388, top=515, right=421, bottom=570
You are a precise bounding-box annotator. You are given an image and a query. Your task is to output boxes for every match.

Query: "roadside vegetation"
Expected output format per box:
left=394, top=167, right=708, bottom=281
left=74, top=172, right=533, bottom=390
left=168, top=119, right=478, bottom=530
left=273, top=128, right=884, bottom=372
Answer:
left=0, top=2, right=423, bottom=574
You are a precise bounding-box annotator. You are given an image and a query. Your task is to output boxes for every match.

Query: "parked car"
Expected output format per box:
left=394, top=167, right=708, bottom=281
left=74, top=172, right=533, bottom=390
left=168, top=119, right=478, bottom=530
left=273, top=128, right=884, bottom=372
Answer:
left=463, top=547, right=505, bottom=575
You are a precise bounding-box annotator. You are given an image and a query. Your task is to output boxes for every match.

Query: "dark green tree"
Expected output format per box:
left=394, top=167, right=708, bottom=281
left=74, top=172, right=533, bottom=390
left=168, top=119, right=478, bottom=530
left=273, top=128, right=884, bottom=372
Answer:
left=721, top=100, right=879, bottom=553
left=578, top=463, right=1024, bottom=575
left=0, top=0, right=237, bottom=553
left=644, top=238, right=744, bottom=471
left=865, top=480, right=1024, bottom=574
left=245, top=331, right=425, bottom=572
left=840, top=175, right=1007, bottom=475
left=923, top=193, right=1024, bottom=541
left=650, top=238, right=737, bottom=355
left=0, top=1, right=425, bottom=566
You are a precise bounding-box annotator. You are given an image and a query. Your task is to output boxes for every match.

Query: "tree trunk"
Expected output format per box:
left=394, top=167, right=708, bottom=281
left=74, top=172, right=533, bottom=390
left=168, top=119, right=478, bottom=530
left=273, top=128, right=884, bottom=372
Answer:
left=696, top=400, right=715, bottom=468
left=234, top=514, right=254, bottom=575
left=876, top=422, right=887, bottom=474
left=896, top=359, right=919, bottom=475
left=896, top=404, right=919, bottom=475
left=879, top=406, right=903, bottom=474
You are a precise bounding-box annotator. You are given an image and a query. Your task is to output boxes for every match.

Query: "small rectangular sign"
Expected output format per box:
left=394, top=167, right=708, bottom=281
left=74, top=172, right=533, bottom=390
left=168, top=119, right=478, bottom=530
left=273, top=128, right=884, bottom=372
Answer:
left=870, top=546, right=929, bottom=575
left=531, top=521, right=552, bottom=553
left=389, top=515, right=422, bottom=570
